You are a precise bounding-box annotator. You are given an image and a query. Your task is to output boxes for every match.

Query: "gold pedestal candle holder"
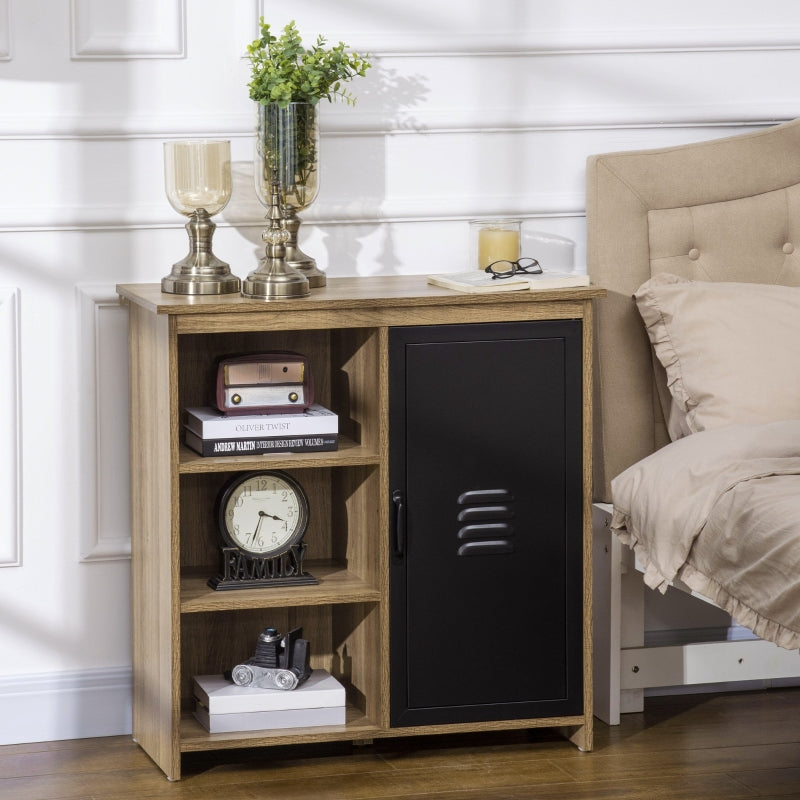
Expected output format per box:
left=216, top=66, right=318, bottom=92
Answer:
left=281, top=208, right=326, bottom=288
left=242, top=173, right=309, bottom=300
left=162, top=139, right=240, bottom=295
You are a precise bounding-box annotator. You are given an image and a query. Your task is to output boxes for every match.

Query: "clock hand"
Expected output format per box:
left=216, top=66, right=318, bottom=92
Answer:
left=249, top=512, right=266, bottom=544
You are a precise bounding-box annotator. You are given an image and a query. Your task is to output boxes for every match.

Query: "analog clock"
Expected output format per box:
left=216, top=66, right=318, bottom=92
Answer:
left=217, top=470, right=310, bottom=559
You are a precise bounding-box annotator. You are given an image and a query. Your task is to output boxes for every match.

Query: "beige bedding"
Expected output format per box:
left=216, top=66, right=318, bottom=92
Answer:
left=611, top=420, right=800, bottom=650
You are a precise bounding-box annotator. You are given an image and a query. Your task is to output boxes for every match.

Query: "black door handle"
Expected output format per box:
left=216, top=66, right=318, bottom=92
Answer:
left=392, top=489, right=405, bottom=558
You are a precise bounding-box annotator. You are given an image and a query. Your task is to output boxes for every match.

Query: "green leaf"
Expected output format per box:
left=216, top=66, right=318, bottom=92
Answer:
left=246, top=17, right=371, bottom=106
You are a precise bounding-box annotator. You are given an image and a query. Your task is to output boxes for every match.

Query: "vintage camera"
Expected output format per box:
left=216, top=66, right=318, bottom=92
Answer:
left=229, top=626, right=311, bottom=691
left=215, top=352, right=314, bottom=415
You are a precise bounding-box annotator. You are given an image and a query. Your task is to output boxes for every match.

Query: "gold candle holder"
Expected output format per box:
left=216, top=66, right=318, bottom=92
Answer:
left=242, top=171, right=310, bottom=300
left=162, top=139, right=240, bottom=295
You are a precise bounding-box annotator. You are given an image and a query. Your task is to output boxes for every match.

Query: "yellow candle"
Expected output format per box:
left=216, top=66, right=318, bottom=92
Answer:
left=477, top=227, right=520, bottom=270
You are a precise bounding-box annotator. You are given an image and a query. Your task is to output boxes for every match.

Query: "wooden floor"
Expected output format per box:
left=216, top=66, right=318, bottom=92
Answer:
left=3, top=688, right=800, bottom=799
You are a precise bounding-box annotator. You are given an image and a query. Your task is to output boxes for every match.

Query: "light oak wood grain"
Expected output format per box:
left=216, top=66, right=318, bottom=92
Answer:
left=118, top=277, right=604, bottom=317
left=128, top=304, right=179, bottom=779
left=119, top=276, right=604, bottom=779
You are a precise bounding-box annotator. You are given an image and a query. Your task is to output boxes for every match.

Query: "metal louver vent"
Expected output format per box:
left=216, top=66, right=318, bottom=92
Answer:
left=456, top=488, right=515, bottom=556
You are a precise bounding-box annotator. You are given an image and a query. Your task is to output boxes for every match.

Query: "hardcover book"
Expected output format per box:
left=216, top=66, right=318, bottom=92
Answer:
left=184, top=430, right=338, bottom=457
left=193, top=669, right=346, bottom=715
left=184, top=403, right=338, bottom=439
left=427, top=269, right=590, bottom=294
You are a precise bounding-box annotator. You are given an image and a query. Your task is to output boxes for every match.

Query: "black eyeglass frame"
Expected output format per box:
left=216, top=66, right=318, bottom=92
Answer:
left=484, top=258, right=543, bottom=280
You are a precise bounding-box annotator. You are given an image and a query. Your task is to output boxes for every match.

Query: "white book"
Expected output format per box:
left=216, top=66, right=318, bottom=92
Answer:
left=193, top=669, right=346, bottom=715
left=193, top=703, right=346, bottom=733
left=184, top=403, right=338, bottom=440
left=427, top=268, right=590, bottom=294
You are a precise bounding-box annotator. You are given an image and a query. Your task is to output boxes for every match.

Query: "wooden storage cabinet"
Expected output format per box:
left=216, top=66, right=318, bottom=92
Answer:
left=118, top=277, right=602, bottom=780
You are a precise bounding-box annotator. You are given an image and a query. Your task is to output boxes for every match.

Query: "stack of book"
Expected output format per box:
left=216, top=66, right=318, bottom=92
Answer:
left=184, top=403, right=338, bottom=457
left=192, top=669, right=347, bottom=733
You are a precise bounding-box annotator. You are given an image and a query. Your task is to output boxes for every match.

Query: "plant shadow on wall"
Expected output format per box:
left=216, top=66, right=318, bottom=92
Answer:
left=318, top=65, right=430, bottom=277
left=224, top=20, right=429, bottom=278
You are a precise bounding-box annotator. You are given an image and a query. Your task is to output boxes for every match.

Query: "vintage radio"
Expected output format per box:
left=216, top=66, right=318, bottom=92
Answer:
left=215, top=352, right=313, bottom=415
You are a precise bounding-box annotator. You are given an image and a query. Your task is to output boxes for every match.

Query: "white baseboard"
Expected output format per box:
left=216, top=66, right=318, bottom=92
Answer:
left=0, top=667, right=132, bottom=745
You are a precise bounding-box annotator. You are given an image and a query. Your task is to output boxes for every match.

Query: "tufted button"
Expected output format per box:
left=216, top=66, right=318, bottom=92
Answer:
left=688, top=248, right=700, bottom=260
left=783, top=242, right=794, bottom=255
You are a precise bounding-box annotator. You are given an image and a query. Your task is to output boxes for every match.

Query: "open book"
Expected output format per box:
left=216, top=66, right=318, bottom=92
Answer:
left=427, top=268, right=590, bottom=294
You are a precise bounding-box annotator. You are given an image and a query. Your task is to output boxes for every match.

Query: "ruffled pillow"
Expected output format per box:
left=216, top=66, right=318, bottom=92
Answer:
left=634, top=273, right=800, bottom=434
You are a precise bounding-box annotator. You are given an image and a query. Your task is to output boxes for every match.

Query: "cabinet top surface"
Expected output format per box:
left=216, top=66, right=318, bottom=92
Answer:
left=116, top=275, right=604, bottom=316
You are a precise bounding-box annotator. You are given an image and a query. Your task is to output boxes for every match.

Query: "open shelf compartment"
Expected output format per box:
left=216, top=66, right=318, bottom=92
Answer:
left=179, top=602, right=382, bottom=747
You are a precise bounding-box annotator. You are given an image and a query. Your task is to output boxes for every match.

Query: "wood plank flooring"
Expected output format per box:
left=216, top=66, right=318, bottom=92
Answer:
left=2, top=688, right=800, bottom=799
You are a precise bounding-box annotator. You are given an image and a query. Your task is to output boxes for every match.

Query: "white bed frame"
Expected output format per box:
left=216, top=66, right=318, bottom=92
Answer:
left=592, top=503, right=800, bottom=725
left=586, top=121, right=800, bottom=725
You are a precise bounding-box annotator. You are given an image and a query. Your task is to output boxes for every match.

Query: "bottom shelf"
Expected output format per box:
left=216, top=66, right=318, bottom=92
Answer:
left=179, top=706, right=589, bottom=753
left=180, top=703, right=380, bottom=751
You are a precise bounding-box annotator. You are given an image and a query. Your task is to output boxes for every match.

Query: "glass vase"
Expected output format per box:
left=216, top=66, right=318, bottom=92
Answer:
left=254, top=102, right=325, bottom=287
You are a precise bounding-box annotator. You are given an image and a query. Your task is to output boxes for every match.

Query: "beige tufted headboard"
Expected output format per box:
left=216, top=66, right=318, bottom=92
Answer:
left=587, top=119, right=800, bottom=502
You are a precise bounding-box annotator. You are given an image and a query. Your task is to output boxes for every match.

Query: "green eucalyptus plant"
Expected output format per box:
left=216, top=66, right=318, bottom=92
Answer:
left=248, top=20, right=371, bottom=211
left=247, top=19, right=371, bottom=107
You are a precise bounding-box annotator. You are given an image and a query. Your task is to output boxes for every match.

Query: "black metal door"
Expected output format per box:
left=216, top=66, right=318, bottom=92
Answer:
left=388, top=320, right=583, bottom=726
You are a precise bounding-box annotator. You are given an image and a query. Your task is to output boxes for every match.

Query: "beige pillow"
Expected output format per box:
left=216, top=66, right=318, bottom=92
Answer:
left=634, top=273, right=800, bottom=434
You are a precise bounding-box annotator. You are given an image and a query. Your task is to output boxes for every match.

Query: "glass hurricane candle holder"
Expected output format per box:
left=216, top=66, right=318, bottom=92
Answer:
left=255, top=103, right=325, bottom=287
left=162, top=139, right=240, bottom=295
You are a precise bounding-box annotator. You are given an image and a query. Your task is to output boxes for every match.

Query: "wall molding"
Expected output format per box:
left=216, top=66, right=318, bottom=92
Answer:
left=0, top=0, right=10, bottom=60
left=71, top=0, right=185, bottom=59
left=0, top=667, right=131, bottom=744
left=0, top=194, right=590, bottom=233
left=257, top=1, right=800, bottom=57
left=361, top=26, right=800, bottom=56
left=0, top=288, right=21, bottom=567
left=0, top=103, right=787, bottom=142
left=77, top=286, right=131, bottom=562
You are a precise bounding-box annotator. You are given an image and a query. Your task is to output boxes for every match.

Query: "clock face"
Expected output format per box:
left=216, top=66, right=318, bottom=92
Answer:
left=218, top=471, right=309, bottom=558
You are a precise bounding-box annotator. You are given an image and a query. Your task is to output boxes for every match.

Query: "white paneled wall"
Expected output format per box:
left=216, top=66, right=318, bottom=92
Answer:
left=0, top=1, right=9, bottom=61
left=0, top=0, right=797, bottom=744
left=0, top=288, right=20, bottom=567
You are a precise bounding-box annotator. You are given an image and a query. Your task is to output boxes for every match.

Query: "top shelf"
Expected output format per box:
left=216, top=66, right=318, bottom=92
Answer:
left=116, top=276, right=606, bottom=318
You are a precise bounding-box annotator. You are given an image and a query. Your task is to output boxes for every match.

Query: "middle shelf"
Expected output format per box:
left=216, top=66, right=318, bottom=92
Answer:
left=181, top=561, right=382, bottom=613
left=178, top=437, right=381, bottom=474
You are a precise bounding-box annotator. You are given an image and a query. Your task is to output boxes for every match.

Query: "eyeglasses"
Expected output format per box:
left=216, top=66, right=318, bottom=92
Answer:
left=484, top=257, right=543, bottom=280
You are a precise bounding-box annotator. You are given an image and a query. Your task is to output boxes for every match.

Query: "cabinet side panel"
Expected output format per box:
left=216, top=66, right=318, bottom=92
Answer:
left=331, top=465, right=383, bottom=721
left=580, top=300, right=595, bottom=749
left=332, top=602, right=382, bottom=722
left=331, top=329, right=380, bottom=451
left=129, top=305, right=180, bottom=778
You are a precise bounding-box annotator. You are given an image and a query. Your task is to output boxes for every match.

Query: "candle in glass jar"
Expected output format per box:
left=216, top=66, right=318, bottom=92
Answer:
left=469, top=219, right=522, bottom=270
left=478, top=227, right=520, bottom=269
